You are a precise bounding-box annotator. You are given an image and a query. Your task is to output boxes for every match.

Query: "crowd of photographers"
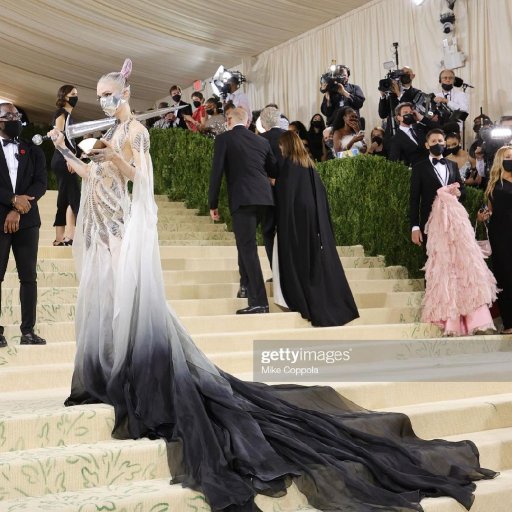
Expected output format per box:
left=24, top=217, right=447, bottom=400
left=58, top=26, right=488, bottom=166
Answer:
left=151, top=66, right=511, bottom=190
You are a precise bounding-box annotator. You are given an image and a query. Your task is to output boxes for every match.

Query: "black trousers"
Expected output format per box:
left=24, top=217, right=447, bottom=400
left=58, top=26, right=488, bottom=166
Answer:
left=0, top=226, right=39, bottom=334
left=232, top=205, right=268, bottom=307
left=261, top=204, right=276, bottom=268
left=52, top=153, right=81, bottom=227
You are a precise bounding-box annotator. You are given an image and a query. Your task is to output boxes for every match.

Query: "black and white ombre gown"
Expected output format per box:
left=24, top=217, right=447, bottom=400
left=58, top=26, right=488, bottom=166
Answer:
left=65, top=117, right=497, bottom=512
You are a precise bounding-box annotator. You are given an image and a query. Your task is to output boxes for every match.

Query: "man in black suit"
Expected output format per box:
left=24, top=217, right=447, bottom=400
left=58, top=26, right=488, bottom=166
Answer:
left=410, top=128, right=465, bottom=247
left=389, top=102, right=438, bottom=167
left=259, top=106, right=285, bottom=268
left=168, top=85, right=192, bottom=129
left=0, top=103, right=47, bottom=347
left=209, top=108, right=276, bottom=314
left=378, top=66, right=422, bottom=146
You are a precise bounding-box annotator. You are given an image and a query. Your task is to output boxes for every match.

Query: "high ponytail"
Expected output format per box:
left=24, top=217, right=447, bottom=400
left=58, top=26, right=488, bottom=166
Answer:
left=98, top=58, right=133, bottom=90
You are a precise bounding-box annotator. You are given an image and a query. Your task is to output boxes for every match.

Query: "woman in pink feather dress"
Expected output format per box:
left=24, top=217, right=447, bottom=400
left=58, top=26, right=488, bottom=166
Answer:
left=421, top=182, right=497, bottom=336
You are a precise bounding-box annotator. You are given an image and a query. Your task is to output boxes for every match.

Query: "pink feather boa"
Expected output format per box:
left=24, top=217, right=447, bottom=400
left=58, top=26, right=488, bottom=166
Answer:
left=421, top=183, right=498, bottom=325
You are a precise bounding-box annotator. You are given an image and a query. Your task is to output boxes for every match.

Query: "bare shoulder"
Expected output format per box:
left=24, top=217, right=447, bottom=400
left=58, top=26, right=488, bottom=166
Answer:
left=129, top=120, right=150, bottom=152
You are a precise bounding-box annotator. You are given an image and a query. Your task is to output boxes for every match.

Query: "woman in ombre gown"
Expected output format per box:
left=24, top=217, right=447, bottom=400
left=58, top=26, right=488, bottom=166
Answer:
left=48, top=59, right=497, bottom=512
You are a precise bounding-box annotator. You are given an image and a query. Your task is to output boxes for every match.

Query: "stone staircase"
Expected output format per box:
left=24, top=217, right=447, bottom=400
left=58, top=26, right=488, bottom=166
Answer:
left=0, top=190, right=511, bottom=511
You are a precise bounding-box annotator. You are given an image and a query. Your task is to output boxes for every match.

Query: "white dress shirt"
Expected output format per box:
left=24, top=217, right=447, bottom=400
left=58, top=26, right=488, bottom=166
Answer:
left=0, top=136, right=19, bottom=192
left=226, top=88, right=252, bottom=119
left=436, top=87, right=469, bottom=114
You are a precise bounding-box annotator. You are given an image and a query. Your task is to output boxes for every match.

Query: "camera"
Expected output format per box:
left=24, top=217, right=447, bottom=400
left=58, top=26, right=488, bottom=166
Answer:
left=211, top=66, right=246, bottom=100
left=440, top=10, right=456, bottom=34
left=378, top=69, right=406, bottom=93
left=479, top=123, right=512, bottom=161
left=320, top=64, right=348, bottom=95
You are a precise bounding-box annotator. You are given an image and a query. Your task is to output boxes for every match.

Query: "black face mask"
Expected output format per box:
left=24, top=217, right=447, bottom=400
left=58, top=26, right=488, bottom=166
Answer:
left=371, top=136, right=383, bottom=145
left=400, top=75, right=412, bottom=85
left=206, top=108, right=215, bottom=116
left=473, top=124, right=481, bottom=133
left=172, top=94, right=181, bottom=103
left=68, top=96, right=78, bottom=107
left=429, top=143, right=445, bottom=157
left=441, top=83, right=453, bottom=92
left=503, top=160, right=512, bottom=172
left=402, top=113, right=415, bottom=126
left=340, top=76, right=349, bottom=86
left=2, top=120, right=23, bottom=138
left=445, top=145, right=460, bottom=155
left=312, top=120, right=323, bottom=128
left=193, top=101, right=202, bottom=108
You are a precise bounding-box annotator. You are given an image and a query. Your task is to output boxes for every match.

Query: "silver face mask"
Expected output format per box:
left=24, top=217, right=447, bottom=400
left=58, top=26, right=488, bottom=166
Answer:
left=100, top=94, right=123, bottom=117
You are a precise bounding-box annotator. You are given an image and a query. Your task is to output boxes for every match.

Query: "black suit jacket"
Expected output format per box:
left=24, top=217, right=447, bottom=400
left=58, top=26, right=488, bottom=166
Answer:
left=173, top=100, right=192, bottom=129
left=209, top=125, right=276, bottom=213
left=409, top=157, right=465, bottom=231
left=379, top=86, right=422, bottom=142
left=0, top=140, right=47, bottom=229
left=389, top=118, right=438, bottom=167
left=260, top=127, right=285, bottom=177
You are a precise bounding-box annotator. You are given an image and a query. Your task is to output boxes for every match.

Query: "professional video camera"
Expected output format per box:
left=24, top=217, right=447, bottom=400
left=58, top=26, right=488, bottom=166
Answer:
left=378, top=69, right=407, bottom=93
left=210, top=65, right=246, bottom=100
left=320, top=62, right=349, bottom=95
left=412, top=92, right=468, bottom=124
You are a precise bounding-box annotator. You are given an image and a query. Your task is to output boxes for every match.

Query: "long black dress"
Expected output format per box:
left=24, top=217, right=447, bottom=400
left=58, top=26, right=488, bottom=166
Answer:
left=66, top=126, right=497, bottom=512
left=51, top=108, right=81, bottom=227
left=488, top=179, right=512, bottom=329
left=274, top=159, right=359, bottom=326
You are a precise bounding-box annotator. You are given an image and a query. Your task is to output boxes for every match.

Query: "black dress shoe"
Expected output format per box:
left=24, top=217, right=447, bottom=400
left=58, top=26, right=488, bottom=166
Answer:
left=237, top=286, right=248, bottom=299
left=0, top=334, right=7, bottom=348
left=236, top=305, right=269, bottom=314
left=20, top=332, right=47, bottom=345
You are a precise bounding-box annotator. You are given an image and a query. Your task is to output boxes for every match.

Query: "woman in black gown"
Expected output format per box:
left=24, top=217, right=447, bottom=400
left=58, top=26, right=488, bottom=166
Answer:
left=486, top=145, right=512, bottom=333
left=50, top=59, right=497, bottom=512
left=273, top=130, right=359, bottom=327
left=51, top=84, right=81, bottom=245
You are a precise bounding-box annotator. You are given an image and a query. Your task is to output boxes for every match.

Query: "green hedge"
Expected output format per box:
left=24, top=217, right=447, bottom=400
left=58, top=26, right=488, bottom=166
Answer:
left=150, top=129, right=485, bottom=279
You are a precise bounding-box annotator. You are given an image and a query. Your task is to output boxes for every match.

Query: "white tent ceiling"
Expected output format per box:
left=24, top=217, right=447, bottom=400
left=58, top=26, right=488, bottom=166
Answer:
left=0, top=0, right=372, bottom=124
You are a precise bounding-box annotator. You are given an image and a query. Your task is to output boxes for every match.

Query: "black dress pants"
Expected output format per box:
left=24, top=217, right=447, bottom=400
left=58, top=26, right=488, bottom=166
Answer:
left=0, top=226, right=39, bottom=334
left=232, top=206, right=268, bottom=307
left=52, top=152, right=81, bottom=227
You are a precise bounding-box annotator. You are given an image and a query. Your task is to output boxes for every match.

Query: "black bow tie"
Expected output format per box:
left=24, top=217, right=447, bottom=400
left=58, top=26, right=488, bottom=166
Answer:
left=432, top=157, right=447, bottom=166
left=2, top=138, right=19, bottom=147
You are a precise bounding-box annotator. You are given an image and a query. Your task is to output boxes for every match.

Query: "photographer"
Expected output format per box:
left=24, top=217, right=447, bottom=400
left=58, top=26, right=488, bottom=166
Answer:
left=224, top=76, right=251, bottom=121
left=475, top=115, right=512, bottom=174
left=433, top=70, right=469, bottom=128
left=389, top=102, right=438, bottom=166
left=320, top=65, right=365, bottom=126
left=378, top=66, right=421, bottom=144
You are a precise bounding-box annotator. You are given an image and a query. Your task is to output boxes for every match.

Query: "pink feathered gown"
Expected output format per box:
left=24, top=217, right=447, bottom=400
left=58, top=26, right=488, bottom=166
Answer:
left=421, top=183, right=497, bottom=336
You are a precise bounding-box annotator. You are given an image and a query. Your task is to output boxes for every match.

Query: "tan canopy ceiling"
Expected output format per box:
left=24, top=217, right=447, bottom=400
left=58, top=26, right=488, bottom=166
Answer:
left=0, top=0, right=371, bottom=124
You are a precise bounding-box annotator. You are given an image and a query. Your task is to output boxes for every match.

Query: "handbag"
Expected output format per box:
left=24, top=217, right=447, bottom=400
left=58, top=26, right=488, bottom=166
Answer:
left=474, top=219, right=492, bottom=258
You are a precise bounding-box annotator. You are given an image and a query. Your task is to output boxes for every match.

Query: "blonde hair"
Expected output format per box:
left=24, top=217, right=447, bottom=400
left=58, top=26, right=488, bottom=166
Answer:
left=485, top=145, right=512, bottom=200
left=98, top=58, right=132, bottom=93
left=279, top=131, right=315, bottom=168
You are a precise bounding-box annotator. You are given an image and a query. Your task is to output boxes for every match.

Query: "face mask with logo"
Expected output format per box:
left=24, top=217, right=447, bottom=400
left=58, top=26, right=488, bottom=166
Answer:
left=68, top=96, right=78, bottom=107
left=100, top=94, right=123, bottom=117
left=2, top=120, right=23, bottom=138
left=172, top=94, right=181, bottom=103
left=441, top=83, right=453, bottom=92
left=402, top=113, right=415, bottom=126
left=503, top=160, right=512, bottom=172
left=429, top=143, right=444, bottom=157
